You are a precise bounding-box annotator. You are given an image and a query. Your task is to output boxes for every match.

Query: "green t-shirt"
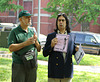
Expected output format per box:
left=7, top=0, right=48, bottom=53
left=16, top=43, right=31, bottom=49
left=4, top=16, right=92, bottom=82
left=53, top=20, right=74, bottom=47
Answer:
left=8, top=25, right=40, bottom=64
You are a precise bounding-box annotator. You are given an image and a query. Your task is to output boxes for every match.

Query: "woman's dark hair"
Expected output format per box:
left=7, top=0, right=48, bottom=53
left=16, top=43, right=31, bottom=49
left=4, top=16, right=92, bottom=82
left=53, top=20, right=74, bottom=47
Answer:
left=54, top=13, right=70, bottom=33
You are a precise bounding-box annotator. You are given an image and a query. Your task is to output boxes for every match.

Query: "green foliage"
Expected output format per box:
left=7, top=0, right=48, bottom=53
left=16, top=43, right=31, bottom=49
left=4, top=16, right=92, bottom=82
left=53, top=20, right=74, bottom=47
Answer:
left=43, top=0, right=100, bottom=28
left=0, top=0, right=23, bottom=12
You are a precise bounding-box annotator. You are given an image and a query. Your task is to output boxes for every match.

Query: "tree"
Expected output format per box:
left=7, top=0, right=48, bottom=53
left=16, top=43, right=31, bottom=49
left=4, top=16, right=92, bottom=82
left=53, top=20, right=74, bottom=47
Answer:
left=44, top=0, right=100, bottom=30
left=0, top=0, right=23, bottom=12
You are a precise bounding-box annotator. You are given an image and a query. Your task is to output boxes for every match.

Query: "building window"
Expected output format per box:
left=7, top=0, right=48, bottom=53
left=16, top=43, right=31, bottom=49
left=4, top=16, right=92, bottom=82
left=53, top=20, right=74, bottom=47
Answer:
left=81, top=22, right=90, bottom=31
left=9, top=11, right=15, bottom=16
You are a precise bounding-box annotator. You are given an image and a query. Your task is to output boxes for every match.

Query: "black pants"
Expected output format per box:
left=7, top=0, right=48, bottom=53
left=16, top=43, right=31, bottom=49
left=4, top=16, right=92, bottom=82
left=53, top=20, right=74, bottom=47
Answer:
left=12, top=63, right=37, bottom=82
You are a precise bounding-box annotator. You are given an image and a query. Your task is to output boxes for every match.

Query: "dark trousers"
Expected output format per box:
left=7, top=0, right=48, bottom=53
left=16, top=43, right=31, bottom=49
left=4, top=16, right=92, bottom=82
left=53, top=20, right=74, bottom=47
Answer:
left=12, top=63, right=37, bottom=82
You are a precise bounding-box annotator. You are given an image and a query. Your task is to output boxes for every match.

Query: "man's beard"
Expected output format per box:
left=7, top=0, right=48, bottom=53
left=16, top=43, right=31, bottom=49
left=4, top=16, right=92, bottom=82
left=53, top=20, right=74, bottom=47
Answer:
left=22, top=18, right=31, bottom=26
left=27, top=22, right=31, bottom=26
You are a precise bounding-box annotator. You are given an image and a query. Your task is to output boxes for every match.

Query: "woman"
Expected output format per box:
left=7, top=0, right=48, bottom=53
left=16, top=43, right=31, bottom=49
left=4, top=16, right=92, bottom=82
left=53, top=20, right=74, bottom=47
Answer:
left=43, top=13, right=78, bottom=82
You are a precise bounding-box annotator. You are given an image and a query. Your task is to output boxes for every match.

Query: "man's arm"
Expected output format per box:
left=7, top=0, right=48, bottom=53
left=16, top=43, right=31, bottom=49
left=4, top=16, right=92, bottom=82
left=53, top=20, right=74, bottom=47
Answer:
left=35, top=40, right=41, bottom=52
left=9, top=37, right=36, bottom=52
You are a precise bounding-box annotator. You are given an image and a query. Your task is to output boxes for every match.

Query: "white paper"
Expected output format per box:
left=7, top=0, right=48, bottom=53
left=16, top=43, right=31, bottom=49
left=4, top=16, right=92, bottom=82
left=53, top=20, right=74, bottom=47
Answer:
left=54, top=34, right=70, bottom=53
left=74, top=44, right=85, bottom=65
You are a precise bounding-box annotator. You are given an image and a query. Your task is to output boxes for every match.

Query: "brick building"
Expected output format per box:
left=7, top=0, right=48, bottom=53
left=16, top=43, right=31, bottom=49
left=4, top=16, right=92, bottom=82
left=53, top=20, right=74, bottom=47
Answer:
left=0, top=0, right=100, bottom=35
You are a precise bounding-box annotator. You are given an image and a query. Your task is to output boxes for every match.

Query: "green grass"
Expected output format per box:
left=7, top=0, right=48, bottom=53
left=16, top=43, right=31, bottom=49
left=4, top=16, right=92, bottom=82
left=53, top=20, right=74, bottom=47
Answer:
left=37, top=65, right=48, bottom=82
left=0, top=57, right=12, bottom=82
left=73, top=71, right=100, bottom=82
left=72, top=54, right=100, bottom=66
left=0, top=57, right=100, bottom=82
left=0, top=47, right=9, bottom=52
left=38, top=50, right=48, bottom=61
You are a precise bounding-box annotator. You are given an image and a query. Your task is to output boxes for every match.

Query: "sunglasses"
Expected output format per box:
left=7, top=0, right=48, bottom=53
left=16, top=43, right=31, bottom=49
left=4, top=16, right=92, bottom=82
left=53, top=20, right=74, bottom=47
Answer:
left=58, top=13, right=65, bottom=16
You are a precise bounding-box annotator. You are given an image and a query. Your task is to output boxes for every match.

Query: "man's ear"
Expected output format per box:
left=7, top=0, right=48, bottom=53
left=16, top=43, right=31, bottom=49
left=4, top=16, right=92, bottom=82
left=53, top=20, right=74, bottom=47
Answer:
left=19, top=18, right=22, bottom=22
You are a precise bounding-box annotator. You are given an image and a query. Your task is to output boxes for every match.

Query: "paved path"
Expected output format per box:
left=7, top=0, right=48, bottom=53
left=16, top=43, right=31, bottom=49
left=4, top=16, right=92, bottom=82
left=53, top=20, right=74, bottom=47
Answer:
left=37, top=60, right=100, bottom=73
left=0, top=54, right=100, bottom=73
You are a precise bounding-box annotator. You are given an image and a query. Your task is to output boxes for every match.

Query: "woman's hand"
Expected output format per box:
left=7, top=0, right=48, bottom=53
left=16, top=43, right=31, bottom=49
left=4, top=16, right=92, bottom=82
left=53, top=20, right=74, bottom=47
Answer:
left=51, top=38, right=58, bottom=48
left=75, top=46, right=79, bottom=52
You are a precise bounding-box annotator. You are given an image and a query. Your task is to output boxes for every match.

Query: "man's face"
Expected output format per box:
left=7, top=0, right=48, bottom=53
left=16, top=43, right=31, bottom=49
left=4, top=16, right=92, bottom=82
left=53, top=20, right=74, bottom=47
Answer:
left=57, top=16, right=66, bottom=31
left=21, top=16, right=31, bottom=26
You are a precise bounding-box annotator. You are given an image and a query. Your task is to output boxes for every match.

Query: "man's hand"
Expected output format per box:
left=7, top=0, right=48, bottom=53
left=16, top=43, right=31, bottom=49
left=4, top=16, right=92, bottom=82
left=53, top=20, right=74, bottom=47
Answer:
left=24, top=33, right=37, bottom=45
left=33, top=33, right=37, bottom=43
left=34, top=33, right=41, bottom=52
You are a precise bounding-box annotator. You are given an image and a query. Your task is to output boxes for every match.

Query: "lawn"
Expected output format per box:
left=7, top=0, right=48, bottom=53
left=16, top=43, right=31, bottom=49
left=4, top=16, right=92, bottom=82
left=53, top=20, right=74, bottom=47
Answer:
left=0, top=57, right=100, bottom=82
left=0, top=57, right=12, bottom=82
left=0, top=48, right=100, bottom=82
left=0, top=47, right=9, bottom=52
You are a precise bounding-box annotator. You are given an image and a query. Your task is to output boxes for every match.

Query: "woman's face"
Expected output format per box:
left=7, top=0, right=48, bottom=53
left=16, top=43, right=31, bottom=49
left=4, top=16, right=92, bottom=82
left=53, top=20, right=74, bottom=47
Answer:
left=57, top=16, right=66, bottom=31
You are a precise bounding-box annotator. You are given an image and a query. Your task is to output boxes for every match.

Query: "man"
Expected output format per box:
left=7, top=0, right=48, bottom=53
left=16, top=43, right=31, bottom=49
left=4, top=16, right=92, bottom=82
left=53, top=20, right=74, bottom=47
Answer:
left=8, top=10, right=41, bottom=82
left=43, top=13, right=78, bottom=82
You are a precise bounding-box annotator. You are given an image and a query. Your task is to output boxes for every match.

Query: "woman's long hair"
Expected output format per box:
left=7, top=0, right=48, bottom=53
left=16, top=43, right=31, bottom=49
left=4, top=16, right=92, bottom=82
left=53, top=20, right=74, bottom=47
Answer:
left=54, top=13, right=70, bottom=33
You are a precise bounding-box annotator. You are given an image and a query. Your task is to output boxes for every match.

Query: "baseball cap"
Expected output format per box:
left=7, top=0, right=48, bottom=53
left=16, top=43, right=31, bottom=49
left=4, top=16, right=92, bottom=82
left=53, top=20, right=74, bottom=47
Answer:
left=18, top=10, right=33, bottom=18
